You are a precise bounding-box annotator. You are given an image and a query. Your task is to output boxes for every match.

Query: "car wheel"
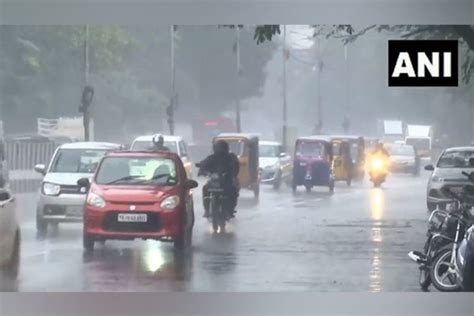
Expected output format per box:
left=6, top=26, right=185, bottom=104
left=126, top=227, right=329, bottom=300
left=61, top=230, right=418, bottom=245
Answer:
left=83, top=231, right=95, bottom=252
left=305, top=185, right=312, bottom=193
left=2, top=230, right=20, bottom=278
left=36, top=212, right=48, bottom=237
left=253, top=185, right=260, bottom=199
left=273, top=172, right=282, bottom=190
left=175, top=210, right=194, bottom=250
left=174, top=227, right=192, bottom=250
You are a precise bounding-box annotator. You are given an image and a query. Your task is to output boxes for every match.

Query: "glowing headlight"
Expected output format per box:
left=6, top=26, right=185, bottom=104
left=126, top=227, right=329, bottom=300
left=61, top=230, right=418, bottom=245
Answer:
left=86, top=192, right=106, bottom=208
left=42, top=182, right=60, bottom=196
left=160, top=195, right=180, bottom=210
left=371, top=159, right=384, bottom=170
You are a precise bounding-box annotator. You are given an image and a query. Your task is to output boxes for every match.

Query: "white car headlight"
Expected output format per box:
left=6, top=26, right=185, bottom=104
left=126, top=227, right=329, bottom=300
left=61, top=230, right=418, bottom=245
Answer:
left=431, top=175, right=444, bottom=183
left=42, top=182, right=60, bottom=196
left=86, top=192, right=106, bottom=208
left=160, top=195, right=180, bottom=210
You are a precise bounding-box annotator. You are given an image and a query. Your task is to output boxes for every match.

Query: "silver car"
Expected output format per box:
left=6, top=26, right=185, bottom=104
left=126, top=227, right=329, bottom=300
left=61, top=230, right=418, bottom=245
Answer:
left=259, top=141, right=292, bottom=189
left=34, top=142, right=122, bottom=235
left=388, top=144, right=418, bottom=175
left=425, top=147, right=474, bottom=211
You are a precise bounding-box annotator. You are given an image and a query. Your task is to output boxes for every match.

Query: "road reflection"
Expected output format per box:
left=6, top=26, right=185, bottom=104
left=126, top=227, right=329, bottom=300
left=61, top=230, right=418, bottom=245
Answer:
left=82, top=241, right=193, bottom=291
left=369, top=188, right=384, bottom=292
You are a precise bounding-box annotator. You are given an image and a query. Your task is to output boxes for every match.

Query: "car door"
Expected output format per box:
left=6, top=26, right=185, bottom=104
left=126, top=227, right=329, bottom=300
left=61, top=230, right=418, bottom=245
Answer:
left=0, top=188, right=16, bottom=264
left=279, top=145, right=292, bottom=178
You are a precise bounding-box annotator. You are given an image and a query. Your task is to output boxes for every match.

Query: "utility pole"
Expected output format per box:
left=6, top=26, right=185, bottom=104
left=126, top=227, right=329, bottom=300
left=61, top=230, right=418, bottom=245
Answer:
left=315, top=36, right=323, bottom=135
left=235, top=25, right=241, bottom=133
left=282, top=25, right=288, bottom=149
left=167, top=25, right=176, bottom=135
left=81, top=24, right=93, bottom=141
left=343, top=44, right=350, bottom=134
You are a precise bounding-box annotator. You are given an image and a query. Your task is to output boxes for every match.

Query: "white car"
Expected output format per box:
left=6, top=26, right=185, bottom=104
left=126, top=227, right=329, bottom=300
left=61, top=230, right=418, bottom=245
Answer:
left=130, top=135, right=193, bottom=178
left=259, top=141, right=292, bottom=189
left=388, top=144, right=418, bottom=175
left=34, top=142, right=123, bottom=235
left=0, top=187, right=20, bottom=278
left=425, top=147, right=474, bottom=211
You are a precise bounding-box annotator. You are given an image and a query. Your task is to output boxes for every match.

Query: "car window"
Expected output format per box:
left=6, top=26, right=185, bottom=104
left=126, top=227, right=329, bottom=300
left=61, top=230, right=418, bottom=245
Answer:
left=390, top=146, right=415, bottom=157
left=179, top=141, right=188, bottom=157
left=259, top=145, right=279, bottom=158
left=437, top=150, right=474, bottom=168
left=406, top=138, right=430, bottom=151
left=50, top=149, right=108, bottom=173
left=96, top=156, right=178, bottom=186
left=131, top=140, right=178, bottom=153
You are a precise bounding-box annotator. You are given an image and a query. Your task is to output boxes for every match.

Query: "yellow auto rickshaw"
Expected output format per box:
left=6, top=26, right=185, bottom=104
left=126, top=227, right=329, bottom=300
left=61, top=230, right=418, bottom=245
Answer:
left=330, top=138, right=353, bottom=186
left=213, top=133, right=260, bottom=198
left=332, top=135, right=366, bottom=181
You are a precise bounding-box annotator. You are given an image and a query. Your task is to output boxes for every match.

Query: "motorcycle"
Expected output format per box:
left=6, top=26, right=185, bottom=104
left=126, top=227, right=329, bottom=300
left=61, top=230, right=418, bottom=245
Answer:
left=367, top=154, right=389, bottom=188
left=409, top=171, right=474, bottom=291
left=196, top=163, right=231, bottom=233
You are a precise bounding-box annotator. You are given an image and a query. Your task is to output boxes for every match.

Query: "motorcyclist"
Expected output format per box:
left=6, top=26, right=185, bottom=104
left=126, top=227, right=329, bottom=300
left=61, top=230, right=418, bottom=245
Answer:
left=198, top=140, right=240, bottom=218
left=150, top=134, right=170, bottom=151
left=370, top=142, right=390, bottom=158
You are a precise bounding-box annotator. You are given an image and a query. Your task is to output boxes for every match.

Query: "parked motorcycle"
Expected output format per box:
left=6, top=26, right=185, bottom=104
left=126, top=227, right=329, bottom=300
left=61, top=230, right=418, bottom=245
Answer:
left=409, top=171, right=474, bottom=291
left=456, top=224, right=474, bottom=291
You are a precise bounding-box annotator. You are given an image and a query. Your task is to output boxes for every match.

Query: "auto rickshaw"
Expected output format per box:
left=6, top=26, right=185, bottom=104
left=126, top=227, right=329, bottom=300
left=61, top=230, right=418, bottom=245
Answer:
left=330, top=138, right=353, bottom=186
left=213, top=133, right=260, bottom=198
left=292, top=136, right=335, bottom=192
left=331, top=135, right=365, bottom=181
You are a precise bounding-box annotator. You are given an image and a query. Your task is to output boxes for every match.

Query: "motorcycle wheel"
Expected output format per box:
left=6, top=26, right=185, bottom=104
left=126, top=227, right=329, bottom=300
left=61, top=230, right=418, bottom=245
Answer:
left=305, top=185, right=312, bottom=193
left=419, top=267, right=431, bottom=291
left=430, top=248, right=461, bottom=292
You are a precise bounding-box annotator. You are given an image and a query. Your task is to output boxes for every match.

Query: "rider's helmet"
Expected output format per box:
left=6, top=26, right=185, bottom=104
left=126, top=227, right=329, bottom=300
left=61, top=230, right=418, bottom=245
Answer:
left=152, top=134, right=164, bottom=147
left=213, top=140, right=229, bottom=155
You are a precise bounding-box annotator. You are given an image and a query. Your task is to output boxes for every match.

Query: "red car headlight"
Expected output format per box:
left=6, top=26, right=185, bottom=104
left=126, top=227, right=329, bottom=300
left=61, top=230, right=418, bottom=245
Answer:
left=86, top=192, right=106, bottom=208
left=160, top=195, right=180, bottom=210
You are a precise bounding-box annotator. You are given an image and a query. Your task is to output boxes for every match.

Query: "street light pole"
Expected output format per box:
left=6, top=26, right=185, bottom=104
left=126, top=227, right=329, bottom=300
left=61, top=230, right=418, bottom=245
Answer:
left=235, top=25, right=241, bottom=133
left=168, top=24, right=176, bottom=135
left=315, top=36, right=323, bottom=134
left=343, top=44, right=350, bottom=134
left=83, top=24, right=92, bottom=141
left=282, top=25, right=288, bottom=149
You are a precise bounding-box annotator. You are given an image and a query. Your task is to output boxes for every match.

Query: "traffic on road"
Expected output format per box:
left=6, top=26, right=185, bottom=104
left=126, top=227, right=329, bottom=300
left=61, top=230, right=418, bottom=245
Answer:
left=1, top=132, right=473, bottom=292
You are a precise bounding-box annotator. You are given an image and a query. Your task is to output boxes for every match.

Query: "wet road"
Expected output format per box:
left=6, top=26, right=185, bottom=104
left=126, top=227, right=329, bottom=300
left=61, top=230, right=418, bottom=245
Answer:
left=2, top=171, right=432, bottom=292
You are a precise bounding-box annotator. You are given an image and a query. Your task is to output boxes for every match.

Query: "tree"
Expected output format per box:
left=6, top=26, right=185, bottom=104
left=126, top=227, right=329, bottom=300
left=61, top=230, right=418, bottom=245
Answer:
left=0, top=26, right=137, bottom=134
left=253, top=25, right=474, bottom=83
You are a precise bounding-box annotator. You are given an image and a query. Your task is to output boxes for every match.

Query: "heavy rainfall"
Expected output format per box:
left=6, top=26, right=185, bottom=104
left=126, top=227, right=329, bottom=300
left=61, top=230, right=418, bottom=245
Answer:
left=0, top=25, right=473, bottom=292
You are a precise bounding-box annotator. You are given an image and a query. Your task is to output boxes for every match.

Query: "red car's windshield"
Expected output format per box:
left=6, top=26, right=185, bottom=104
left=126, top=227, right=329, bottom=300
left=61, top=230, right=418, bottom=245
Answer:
left=96, top=156, right=178, bottom=186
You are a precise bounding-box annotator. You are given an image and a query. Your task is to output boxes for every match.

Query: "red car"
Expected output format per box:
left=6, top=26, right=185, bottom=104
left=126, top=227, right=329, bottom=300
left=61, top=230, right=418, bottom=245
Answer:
left=78, top=150, right=198, bottom=251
